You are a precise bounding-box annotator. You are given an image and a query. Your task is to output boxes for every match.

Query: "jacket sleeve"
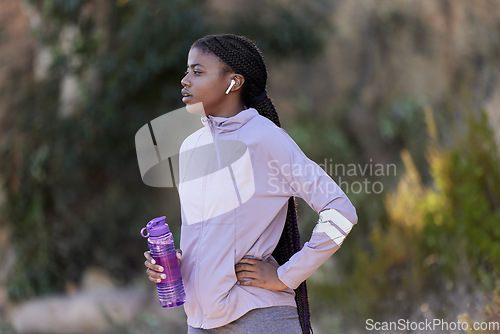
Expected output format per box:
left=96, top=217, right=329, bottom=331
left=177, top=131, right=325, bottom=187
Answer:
left=267, top=128, right=358, bottom=290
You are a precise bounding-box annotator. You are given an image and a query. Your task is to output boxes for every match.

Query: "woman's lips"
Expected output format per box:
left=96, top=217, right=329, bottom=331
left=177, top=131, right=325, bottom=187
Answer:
left=181, top=89, right=192, bottom=103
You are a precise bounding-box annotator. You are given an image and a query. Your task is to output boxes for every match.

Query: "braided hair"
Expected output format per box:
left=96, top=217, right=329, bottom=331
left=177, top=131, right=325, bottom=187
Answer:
left=192, top=34, right=313, bottom=334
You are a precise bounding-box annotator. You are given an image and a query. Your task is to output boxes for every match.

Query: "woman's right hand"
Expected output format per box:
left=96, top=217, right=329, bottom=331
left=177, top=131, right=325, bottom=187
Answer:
left=144, top=249, right=182, bottom=283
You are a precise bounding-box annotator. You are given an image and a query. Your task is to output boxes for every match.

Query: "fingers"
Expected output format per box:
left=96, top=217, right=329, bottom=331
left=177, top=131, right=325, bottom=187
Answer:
left=144, top=256, right=164, bottom=270
left=235, top=257, right=287, bottom=291
left=144, top=259, right=161, bottom=271
left=175, top=249, right=182, bottom=266
left=143, top=250, right=164, bottom=282
left=176, top=249, right=182, bottom=263
left=143, top=251, right=156, bottom=265
left=147, top=268, right=166, bottom=283
left=235, top=258, right=262, bottom=282
left=235, top=263, right=256, bottom=273
left=237, top=279, right=259, bottom=287
left=235, top=268, right=257, bottom=280
left=237, top=257, right=258, bottom=265
left=235, top=258, right=259, bottom=275
left=235, top=259, right=260, bottom=285
left=144, top=250, right=183, bottom=284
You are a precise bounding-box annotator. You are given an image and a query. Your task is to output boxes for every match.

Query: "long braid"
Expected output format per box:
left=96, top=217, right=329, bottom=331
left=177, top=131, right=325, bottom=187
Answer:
left=193, top=34, right=313, bottom=334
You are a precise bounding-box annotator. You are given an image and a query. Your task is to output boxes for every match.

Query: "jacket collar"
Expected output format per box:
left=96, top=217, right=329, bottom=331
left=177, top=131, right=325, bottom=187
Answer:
left=201, top=108, right=259, bottom=133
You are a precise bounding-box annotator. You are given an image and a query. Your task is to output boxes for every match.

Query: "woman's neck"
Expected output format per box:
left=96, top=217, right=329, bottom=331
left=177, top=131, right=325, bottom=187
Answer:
left=207, top=101, right=246, bottom=118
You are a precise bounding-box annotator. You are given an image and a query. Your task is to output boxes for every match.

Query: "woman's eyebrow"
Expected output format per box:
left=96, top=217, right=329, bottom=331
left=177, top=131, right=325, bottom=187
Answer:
left=187, top=63, right=206, bottom=69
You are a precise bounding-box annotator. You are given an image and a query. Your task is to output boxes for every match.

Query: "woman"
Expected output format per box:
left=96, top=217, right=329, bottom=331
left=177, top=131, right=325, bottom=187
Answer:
left=144, top=34, right=357, bottom=334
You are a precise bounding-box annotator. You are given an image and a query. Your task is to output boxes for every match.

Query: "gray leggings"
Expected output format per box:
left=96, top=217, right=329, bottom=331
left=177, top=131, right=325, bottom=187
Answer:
left=187, top=306, right=302, bottom=334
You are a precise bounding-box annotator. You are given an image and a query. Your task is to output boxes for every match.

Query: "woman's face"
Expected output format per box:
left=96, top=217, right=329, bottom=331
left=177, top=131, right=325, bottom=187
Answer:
left=180, top=47, right=233, bottom=114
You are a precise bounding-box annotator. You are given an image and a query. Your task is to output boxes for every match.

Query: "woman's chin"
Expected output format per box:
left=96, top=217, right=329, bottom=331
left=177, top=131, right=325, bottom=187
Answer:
left=186, top=102, right=205, bottom=115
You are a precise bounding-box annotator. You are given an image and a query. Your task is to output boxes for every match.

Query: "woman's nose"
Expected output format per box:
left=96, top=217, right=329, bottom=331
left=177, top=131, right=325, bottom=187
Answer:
left=181, top=74, right=190, bottom=87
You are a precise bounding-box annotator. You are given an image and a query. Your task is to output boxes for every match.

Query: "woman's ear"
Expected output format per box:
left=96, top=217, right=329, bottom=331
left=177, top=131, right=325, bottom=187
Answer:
left=230, top=74, right=245, bottom=92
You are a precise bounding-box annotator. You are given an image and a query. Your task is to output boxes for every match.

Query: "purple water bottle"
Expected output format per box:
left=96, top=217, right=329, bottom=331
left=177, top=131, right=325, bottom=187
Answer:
left=141, top=216, right=185, bottom=308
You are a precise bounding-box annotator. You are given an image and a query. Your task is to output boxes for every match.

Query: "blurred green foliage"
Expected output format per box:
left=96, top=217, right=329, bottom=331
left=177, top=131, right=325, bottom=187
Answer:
left=219, top=0, right=333, bottom=59
left=0, top=0, right=332, bottom=300
left=329, top=107, right=500, bottom=323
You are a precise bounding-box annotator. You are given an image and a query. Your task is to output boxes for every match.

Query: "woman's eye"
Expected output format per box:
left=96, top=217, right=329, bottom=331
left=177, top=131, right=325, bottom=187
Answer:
left=184, top=70, right=202, bottom=76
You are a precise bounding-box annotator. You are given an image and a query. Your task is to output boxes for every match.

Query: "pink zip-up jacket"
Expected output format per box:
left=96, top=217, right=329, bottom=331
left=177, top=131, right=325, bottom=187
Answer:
left=178, top=108, right=357, bottom=329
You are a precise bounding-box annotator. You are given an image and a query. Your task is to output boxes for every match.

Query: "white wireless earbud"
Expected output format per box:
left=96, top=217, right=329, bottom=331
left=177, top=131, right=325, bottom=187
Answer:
left=225, top=79, right=236, bottom=95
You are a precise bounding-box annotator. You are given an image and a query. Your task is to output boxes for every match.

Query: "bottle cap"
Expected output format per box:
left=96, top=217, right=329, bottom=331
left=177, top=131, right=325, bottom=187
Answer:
left=140, top=216, right=169, bottom=237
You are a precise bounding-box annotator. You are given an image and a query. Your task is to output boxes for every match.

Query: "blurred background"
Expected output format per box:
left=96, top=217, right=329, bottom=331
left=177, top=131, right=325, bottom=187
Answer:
left=0, top=0, right=499, bottom=333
